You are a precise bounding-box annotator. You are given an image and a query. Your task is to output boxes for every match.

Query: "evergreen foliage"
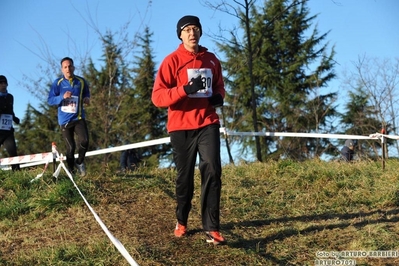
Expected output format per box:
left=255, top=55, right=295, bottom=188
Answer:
left=81, top=28, right=169, bottom=169
left=339, top=87, right=386, bottom=159
left=83, top=32, right=133, bottom=167
left=129, top=27, right=170, bottom=167
left=14, top=103, right=61, bottom=157
left=218, top=0, right=338, bottom=161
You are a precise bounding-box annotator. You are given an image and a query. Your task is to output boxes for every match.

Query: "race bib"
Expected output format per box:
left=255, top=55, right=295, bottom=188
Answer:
left=61, top=96, right=78, bottom=113
left=0, top=114, right=13, bottom=130
left=187, top=68, right=213, bottom=98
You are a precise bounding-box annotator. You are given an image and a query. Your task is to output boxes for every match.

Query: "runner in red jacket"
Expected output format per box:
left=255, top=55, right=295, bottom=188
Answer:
left=152, top=15, right=226, bottom=245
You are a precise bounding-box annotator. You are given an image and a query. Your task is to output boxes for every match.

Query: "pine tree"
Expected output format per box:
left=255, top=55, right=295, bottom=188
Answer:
left=128, top=27, right=170, bottom=167
left=83, top=32, right=133, bottom=167
left=82, top=28, right=170, bottom=169
left=218, top=0, right=337, bottom=160
left=340, top=87, right=385, bottom=159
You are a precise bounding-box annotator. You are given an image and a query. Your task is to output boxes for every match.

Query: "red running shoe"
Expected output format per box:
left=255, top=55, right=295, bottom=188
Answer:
left=174, top=223, right=187, bottom=237
left=205, top=231, right=226, bottom=245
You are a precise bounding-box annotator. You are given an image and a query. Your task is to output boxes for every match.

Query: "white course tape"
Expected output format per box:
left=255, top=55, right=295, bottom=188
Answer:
left=368, top=132, right=399, bottom=140
left=219, top=128, right=392, bottom=140
left=84, top=137, right=171, bottom=157
left=0, top=152, right=52, bottom=166
left=2, top=137, right=171, bottom=168
left=51, top=151, right=139, bottom=266
left=21, top=159, right=52, bottom=168
left=3, top=129, right=398, bottom=168
left=30, top=157, right=52, bottom=182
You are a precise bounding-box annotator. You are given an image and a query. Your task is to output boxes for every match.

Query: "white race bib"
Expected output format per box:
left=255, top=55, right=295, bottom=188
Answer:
left=187, top=68, right=213, bottom=98
left=61, top=95, right=78, bottom=113
left=0, top=114, right=13, bottom=130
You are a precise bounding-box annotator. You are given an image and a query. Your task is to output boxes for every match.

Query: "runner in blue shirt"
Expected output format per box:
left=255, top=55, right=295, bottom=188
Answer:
left=48, top=57, right=90, bottom=176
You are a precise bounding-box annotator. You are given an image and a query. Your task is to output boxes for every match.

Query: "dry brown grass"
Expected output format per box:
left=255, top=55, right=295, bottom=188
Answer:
left=1, top=159, right=399, bottom=265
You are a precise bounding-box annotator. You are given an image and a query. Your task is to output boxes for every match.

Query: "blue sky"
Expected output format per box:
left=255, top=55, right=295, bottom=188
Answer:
left=1, top=0, right=398, bottom=120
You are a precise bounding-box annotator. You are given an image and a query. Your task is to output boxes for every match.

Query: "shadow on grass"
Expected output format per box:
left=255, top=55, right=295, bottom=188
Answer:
left=223, top=208, right=399, bottom=264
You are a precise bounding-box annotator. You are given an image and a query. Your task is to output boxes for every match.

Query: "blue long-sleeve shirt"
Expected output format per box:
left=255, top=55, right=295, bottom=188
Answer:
left=48, top=75, right=90, bottom=125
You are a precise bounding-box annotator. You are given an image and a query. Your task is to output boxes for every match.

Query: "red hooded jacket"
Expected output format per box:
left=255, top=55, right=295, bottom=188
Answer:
left=152, top=44, right=225, bottom=133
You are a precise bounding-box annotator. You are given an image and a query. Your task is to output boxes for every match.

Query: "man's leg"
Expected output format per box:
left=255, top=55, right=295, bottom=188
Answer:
left=197, top=124, right=222, bottom=231
left=74, top=119, right=89, bottom=165
left=61, top=124, right=76, bottom=171
left=3, top=133, right=20, bottom=171
left=170, top=130, right=198, bottom=227
left=120, top=151, right=128, bottom=170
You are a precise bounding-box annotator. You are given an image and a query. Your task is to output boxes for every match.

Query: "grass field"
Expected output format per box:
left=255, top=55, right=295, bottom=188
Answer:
left=1, top=159, right=399, bottom=265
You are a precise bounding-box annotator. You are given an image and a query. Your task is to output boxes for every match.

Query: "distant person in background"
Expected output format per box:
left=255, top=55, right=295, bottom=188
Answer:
left=0, top=75, right=21, bottom=171
left=48, top=57, right=90, bottom=176
left=341, top=139, right=355, bottom=162
left=120, top=149, right=140, bottom=173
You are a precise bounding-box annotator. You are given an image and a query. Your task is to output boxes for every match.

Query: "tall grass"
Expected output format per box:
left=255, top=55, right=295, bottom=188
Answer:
left=1, top=159, right=399, bottom=265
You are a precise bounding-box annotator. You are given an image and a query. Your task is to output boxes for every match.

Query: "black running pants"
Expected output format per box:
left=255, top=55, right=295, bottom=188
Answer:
left=170, top=124, right=222, bottom=231
left=61, top=119, right=89, bottom=169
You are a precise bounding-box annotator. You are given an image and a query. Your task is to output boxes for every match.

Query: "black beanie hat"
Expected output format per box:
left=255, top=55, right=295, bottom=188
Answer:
left=0, top=75, right=8, bottom=85
left=176, top=15, right=202, bottom=40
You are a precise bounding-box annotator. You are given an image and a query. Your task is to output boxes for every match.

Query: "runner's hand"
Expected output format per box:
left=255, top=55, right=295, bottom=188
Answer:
left=183, top=75, right=205, bottom=95
left=63, top=91, right=72, bottom=99
left=209, top=94, right=223, bottom=107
